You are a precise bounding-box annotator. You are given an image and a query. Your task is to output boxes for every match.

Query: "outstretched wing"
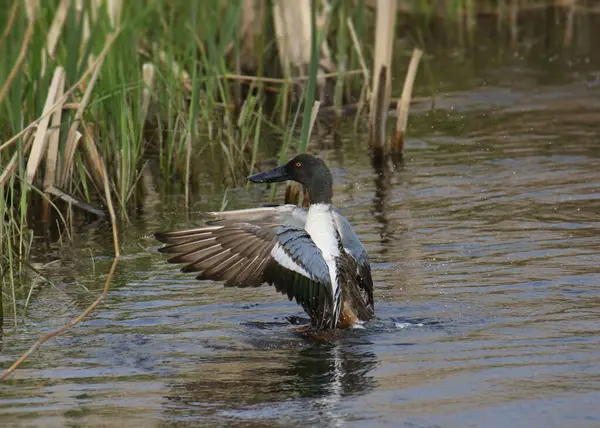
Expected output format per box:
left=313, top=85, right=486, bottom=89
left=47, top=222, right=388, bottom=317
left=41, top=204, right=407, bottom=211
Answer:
left=155, top=222, right=339, bottom=328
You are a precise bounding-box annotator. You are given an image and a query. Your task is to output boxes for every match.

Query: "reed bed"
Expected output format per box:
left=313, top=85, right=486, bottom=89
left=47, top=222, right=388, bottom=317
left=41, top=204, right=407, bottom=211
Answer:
left=0, top=0, right=591, bottom=325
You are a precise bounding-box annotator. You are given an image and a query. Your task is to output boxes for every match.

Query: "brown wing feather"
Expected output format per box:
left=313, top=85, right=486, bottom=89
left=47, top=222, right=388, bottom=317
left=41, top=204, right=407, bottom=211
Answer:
left=156, top=223, right=279, bottom=288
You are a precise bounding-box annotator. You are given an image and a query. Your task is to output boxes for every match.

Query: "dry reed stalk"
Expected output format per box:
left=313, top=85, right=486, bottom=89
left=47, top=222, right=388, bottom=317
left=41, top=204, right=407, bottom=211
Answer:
left=0, top=12, right=35, bottom=105
left=43, top=67, right=66, bottom=192
left=0, top=256, right=119, bottom=381
left=369, top=0, right=396, bottom=151
left=80, top=120, right=106, bottom=196
left=26, top=67, right=65, bottom=185
left=308, top=100, right=321, bottom=138
left=141, top=63, right=156, bottom=124
left=61, top=102, right=80, bottom=110
left=106, top=0, right=122, bottom=28
left=156, top=45, right=192, bottom=91
left=223, top=69, right=362, bottom=84
left=272, top=0, right=333, bottom=84
left=391, top=48, right=423, bottom=155
left=59, top=131, right=83, bottom=187
left=0, top=152, right=19, bottom=187
left=0, top=0, right=20, bottom=52
left=272, top=0, right=311, bottom=77
left=60, top=42, right=108, bottom=188
left=101, top=157, right=120, bottom=257
left=0, top=30, right=120, bottom=154
left=42, top=0, right=70, bottom=74
left=369, top=65, right=387, bottom=152
left=75, top=0, right=91, bottom=50
left=564, top=0, right=576, bottom=47
left=24, top=0, right=38, bottom=21
left=0, top=132, right=35, bottom=187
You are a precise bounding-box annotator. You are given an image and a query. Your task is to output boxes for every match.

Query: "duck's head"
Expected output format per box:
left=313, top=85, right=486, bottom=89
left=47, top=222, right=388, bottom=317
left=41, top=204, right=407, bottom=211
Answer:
left=248, top=153, right=333, bottom=204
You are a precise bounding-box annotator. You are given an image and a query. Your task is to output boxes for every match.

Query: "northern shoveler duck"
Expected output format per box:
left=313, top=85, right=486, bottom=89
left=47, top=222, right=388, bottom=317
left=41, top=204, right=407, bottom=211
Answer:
left=154, top=153, right=374, bottom=330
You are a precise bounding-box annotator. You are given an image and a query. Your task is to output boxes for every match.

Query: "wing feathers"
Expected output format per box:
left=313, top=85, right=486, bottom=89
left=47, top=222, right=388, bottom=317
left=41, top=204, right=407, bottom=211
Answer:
left=155, top=221, right=340, bottom=328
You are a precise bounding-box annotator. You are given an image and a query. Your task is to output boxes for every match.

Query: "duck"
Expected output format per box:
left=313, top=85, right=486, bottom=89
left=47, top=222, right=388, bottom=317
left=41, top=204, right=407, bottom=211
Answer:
left=154, top=153, right=374, bottom=330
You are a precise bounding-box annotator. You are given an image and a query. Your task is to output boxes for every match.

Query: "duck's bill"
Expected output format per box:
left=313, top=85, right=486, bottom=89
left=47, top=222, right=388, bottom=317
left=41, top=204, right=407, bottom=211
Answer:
left=247, top=165, right=289, bottom=183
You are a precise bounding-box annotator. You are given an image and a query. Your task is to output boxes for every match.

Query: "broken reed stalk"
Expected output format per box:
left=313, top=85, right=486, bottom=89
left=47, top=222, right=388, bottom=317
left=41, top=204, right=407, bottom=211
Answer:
left=42, top=0, right=70, bottom=75
left=40, top=67, right=66, bottom=222
left=0, top=30, right=120, bottom=154
left=369, top=65, right=388, bottom=153
left=43, top=68, right=66, bottom=192
left=80, top=120, right=107, bottom=198
left=101, top=158, right=120, bottom=257
left=391, top=48, right=423, bottom=156
left=59, top=47, right=106, bottom=189
left=59, top=131, right=82, bottom=188
left=26, top=67, right=64, bottom=185
left=0, top=12, right=35, bottom=105
left=369, top=0, right=397, bottom=152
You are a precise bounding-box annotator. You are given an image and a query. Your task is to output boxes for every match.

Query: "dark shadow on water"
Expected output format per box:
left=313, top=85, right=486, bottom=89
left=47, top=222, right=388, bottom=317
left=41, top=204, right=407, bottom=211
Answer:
left=162, top=333, right=379, bottom=425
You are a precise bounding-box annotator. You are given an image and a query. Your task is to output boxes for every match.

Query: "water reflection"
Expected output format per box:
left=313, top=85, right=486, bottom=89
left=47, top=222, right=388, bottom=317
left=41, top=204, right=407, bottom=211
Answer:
left=370, top=153, right=403, bottom=255
left=164, top=339, right=379, bottom=425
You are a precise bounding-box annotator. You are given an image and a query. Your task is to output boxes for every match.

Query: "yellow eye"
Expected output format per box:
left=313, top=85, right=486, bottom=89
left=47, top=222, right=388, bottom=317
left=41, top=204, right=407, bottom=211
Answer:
left=295, top=162, right=302, bottom=167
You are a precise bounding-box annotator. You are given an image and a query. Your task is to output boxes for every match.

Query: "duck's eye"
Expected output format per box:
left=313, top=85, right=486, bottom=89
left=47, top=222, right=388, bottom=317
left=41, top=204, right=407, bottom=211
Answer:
left=295, top=162, right=302, bottom=167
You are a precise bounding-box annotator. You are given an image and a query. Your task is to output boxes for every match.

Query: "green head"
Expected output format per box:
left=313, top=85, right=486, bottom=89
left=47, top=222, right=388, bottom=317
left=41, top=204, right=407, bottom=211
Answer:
left=247, top=154, right=333, bottom=204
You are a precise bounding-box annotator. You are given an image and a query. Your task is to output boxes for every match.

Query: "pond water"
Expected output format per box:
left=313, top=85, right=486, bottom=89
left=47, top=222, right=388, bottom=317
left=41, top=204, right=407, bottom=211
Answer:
left=2, top=25, right=600, bottom=428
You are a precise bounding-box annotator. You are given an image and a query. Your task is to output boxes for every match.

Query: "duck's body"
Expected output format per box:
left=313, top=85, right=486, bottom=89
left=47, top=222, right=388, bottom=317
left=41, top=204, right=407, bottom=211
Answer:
left=155, top=154, right=374, bottom=330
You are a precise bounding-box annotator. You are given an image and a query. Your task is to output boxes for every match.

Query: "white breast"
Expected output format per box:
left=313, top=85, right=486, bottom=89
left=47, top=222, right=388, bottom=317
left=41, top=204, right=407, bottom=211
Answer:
left=304, top=203, right=341, bottom=319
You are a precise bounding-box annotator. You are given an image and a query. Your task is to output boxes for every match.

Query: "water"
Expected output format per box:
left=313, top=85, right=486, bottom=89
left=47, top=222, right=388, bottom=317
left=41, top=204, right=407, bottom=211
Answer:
left=2, top=36, right=600, bottom=428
